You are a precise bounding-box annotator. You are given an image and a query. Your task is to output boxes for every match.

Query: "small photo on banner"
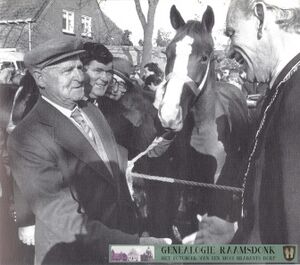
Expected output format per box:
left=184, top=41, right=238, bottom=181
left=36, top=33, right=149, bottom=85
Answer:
left=110, top=245, right=155, bottom=263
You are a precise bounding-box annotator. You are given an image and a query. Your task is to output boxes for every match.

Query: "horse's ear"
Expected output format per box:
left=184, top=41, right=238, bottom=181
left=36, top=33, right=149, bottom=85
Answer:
left=202, top=5, right=215, bottom=33
left=170, top=5, right=185, bottom=30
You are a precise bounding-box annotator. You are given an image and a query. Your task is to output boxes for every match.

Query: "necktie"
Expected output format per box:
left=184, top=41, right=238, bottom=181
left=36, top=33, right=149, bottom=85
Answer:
left=71, top=108, right=96, bottom=144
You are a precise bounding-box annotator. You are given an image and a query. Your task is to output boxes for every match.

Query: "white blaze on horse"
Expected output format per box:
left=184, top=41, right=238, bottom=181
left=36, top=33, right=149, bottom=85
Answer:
left=158, top=5, right=249, bottom=222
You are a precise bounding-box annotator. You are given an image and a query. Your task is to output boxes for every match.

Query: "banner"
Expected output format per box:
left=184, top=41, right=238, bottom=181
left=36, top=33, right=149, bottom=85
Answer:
left=109, top=244, right=298, bottom=263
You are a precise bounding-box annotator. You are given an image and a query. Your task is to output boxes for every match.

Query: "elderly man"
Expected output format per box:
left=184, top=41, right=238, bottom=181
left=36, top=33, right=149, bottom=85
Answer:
left=183, top=0, right=300, bottom=249
left=8, top=37, right=170, bottom=265
left=226, top=0, right=300, bottom=245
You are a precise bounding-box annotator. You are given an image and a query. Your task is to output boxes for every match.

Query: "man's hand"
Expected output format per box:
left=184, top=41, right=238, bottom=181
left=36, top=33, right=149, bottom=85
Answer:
left=182, top=215, right=237, bottom=244
left=18, top=225, right=35, bottom=246
left=140, top=236, right=172, bottom=245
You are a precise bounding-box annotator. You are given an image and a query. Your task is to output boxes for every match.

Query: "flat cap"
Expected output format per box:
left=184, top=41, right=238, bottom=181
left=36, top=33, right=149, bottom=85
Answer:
left=24, top=37, right=86, bottom=70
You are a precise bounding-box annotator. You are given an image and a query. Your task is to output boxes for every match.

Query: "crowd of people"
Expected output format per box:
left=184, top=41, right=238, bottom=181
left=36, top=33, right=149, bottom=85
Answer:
left=0, top=38, right=172, bottom=264
left=1, top=0, right=300, bottom=264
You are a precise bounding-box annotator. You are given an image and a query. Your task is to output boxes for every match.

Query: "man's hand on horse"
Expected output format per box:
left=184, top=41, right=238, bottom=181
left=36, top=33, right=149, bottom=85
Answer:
left=182, top=214, right=237, bottom=244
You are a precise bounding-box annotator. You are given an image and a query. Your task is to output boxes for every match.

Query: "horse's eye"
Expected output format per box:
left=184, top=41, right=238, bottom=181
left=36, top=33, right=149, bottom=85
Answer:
left=201, top=55, right=208, bottom=62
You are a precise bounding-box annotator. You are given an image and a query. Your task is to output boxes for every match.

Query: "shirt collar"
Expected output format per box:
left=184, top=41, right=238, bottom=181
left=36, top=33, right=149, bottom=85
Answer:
left=41, top=95, right=76, bottom=118
left=270, top=53, right=300, bottom=89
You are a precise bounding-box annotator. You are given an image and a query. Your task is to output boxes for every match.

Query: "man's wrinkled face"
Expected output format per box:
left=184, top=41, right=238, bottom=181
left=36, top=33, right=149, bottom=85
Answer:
left=226, top=2, right=271, bottom=83
left=84, top=60, right=113, bottom=98
left=41, top=57, right=85, bottom=108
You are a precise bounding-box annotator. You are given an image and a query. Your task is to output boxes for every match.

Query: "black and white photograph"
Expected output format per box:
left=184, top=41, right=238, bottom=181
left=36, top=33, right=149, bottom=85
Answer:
left=0, top=0, right=299, bottom=264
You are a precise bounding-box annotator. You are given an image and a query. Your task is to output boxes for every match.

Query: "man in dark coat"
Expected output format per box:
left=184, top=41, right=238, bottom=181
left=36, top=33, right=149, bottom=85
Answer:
left=8, top=37, right=170, bottom=265
left=225, top=0, right=300, bottom=247
left=183, top=0, right=300, bottom=250
left=185, top=0, right=300, bottom=252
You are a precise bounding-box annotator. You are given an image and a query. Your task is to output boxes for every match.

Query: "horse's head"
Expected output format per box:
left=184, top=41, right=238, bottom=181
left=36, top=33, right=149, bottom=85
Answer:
left=159, top=5, right=215, bottom=131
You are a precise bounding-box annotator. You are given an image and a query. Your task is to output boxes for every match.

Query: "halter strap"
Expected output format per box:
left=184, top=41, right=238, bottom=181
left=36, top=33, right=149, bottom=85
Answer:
left=165, top=72, right=198, bottom=94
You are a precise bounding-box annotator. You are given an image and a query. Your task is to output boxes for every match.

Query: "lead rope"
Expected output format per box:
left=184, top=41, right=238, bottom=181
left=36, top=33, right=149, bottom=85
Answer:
left=127, top=60, right=300, bottom=205
left=241, top=60, right=300, bottom=218
left=127, top=54, right=242, bottom=195
left=130, top=172, right=243, bottom=193
left=127, top=152, right=243, bottom=198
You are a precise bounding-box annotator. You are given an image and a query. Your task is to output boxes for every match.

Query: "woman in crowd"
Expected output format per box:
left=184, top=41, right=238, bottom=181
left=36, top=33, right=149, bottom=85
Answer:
left=100, top=57, right=157, bottom=160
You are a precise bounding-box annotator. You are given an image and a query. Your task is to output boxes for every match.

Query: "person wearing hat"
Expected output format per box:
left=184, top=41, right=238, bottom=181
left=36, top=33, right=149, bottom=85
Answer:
left=182, top=0, right=300, bottom=252
left=106, top=56, right=136, bottom=101
left=7, top=37, right=170, bottom=265
left=100, top=57, right=157, bottom=158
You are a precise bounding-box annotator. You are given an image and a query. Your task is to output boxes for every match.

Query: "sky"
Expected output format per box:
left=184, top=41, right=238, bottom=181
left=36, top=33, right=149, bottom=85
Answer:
left=100, top=0, right=230, bottom=48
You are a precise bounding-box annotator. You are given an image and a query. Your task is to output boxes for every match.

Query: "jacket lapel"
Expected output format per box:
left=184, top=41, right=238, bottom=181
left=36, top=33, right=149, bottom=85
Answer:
left=81, top=102, right=123, bottom=181
left=36, top=98, right=116, bottom=187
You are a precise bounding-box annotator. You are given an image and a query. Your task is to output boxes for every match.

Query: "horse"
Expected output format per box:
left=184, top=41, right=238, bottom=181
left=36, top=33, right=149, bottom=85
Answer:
left=156, top=5, right=249, bottom=237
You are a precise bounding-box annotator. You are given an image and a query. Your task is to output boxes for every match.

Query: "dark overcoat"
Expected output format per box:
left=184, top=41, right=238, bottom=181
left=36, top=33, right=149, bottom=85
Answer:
left=8, top=97, right=139, bottom=265
left=235, top=54, right=300, bottom=248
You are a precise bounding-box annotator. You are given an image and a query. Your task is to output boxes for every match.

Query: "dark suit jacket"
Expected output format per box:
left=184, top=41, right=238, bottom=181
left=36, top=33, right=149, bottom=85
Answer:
left=8, top=97, right=139, bottom=265
left=235, top=53, right=300, bottom=249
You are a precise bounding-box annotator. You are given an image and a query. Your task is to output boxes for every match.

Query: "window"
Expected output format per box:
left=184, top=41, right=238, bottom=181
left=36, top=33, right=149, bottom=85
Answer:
left=81, top=15, right=92, bottom=37
left=62, top=10, right=74, bottom=34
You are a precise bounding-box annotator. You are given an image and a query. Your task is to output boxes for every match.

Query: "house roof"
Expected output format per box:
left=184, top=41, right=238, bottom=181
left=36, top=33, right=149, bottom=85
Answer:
left=0, top=0, right=50, bottom=22
left=97, top=8, right=123, bottom=45
left=0, top=0, right=123, bottom=49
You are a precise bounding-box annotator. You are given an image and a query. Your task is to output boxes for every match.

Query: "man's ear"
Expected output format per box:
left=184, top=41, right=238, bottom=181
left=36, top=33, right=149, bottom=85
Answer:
left=253, top=2, right=266, bottom=39
left=31, top=69, right=45, bottom=88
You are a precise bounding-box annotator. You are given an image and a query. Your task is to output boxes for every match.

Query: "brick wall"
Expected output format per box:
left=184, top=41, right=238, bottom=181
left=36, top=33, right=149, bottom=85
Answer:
left=5, top=0, right=123, bottom=51
left=30, top=0, right=103, bottom=48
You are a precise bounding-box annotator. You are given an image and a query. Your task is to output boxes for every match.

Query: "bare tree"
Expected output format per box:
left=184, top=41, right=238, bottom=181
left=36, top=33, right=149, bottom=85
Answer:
left=134, top=0, right=159, bottom=68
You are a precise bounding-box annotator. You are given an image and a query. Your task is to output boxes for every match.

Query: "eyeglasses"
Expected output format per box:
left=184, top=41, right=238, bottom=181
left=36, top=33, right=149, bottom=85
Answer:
left=111, top=77, right=126, bottom=88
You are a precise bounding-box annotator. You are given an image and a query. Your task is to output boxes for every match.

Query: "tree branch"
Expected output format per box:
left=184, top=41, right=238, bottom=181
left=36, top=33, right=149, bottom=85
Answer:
left=134, top=0, right=147, bottom=30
